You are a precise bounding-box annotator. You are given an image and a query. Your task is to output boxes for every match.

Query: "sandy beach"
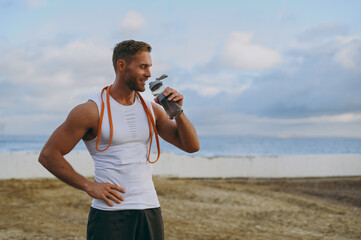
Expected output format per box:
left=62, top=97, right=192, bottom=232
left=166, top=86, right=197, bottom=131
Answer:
left=0, top=176, right=360, bottom=240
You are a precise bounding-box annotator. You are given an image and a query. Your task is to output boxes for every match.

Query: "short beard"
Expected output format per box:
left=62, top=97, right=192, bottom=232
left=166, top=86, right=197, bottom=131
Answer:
left=124, top=69, right=145, bottom=92
left=126, top=79, right=144, bottom=92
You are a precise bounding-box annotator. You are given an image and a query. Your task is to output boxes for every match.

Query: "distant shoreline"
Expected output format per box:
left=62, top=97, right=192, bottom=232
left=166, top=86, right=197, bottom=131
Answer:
left=3, top=149, right=361, bottom=156
left=2, top=135, right=361, bottom=156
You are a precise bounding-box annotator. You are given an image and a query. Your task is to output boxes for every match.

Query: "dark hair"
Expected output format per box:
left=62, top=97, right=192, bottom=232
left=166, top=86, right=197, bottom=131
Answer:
left=112, top=40, right=152, bottom=72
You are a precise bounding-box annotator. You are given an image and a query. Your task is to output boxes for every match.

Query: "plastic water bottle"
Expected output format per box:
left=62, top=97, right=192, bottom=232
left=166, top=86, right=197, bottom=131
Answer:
left=149, top=74, right=183, bottom=119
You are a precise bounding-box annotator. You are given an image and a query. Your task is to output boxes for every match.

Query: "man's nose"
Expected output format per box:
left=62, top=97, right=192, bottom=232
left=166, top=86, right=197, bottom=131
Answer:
left=145, top=68, right=151, bottom=78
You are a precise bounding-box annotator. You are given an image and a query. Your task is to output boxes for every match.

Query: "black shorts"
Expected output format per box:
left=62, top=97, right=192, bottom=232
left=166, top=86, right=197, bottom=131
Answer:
left=87, top=207, right=164, bottom=240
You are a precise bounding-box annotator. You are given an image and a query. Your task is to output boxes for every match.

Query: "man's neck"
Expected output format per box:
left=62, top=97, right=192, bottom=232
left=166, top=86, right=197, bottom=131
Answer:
left=109, top=81, right=136, bottom=106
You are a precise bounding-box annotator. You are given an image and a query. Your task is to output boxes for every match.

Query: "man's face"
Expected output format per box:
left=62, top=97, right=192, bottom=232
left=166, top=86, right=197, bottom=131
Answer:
left=123, top=51, right=152, bottom=92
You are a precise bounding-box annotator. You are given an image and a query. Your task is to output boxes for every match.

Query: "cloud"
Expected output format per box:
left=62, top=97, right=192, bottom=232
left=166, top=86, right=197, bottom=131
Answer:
left=180, top=28, right=361, bottom=134
left=176, top=31, right=281, bottom=98
left=298, top=22, right=348, bottom=41
left=333, top=36, right=361, bottom=72
left=152, top=26, right=361, bottom=138
left=186, top=102, right=361, bottom=138
left=119, top=11, right=146, bottom=35
left=0, top=40, right=113, bottom=113
left=228, top=33, right=361, bottom=119
left=263, top=113, right=361, bottom=124
left=182, top=74, right=251, bottom=97
left=221, top=32, right=282, bottom=71
left=1, top=40, right=111, bottom=83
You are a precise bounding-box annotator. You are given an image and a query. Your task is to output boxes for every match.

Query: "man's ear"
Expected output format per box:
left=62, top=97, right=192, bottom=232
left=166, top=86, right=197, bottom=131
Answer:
left=117, top=59, right=126, bottom=72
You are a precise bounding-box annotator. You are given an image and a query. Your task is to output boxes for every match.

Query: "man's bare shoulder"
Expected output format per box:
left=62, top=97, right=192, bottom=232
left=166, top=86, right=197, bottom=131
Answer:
left=151, top=102, right=167, bottom=120
left=65, top=100, right=99, bottom=129
left=77, top=100, right=98, bottom=114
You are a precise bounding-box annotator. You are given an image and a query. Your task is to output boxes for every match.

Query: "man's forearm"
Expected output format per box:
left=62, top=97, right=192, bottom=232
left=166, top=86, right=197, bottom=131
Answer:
left=175, top=112, right=200, bottom=153
left=39, top=149, right=127, bottom=207
left=38, top=151, right=91, bottom=192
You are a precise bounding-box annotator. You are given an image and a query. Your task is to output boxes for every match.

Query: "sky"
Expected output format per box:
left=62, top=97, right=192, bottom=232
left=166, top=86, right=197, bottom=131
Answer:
left=0, top=0, right=361, bottom=138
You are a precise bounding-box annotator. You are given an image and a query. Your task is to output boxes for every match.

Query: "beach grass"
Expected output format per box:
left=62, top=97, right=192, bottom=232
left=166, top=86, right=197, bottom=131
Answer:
left=0, top=177, right=360, bottom=239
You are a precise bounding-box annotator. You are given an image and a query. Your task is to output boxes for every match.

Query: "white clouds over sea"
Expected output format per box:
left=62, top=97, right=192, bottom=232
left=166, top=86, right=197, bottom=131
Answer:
left=0, top=0, right=360, bottom=137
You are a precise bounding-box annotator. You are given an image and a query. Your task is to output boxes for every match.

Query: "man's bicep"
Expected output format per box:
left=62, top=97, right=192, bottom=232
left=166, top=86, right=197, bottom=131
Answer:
left=152, top=103, right=181, bottom=147
left=50, top=123, right=86, bottom=156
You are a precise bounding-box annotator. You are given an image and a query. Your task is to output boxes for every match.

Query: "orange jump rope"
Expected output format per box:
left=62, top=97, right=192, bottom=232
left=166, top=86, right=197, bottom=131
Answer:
left=95, top=85, right=160, bottom=163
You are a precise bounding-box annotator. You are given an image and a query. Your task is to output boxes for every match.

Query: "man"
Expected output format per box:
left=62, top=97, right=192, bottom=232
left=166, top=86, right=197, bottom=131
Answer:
left=39, top=40, right=200, bottom=240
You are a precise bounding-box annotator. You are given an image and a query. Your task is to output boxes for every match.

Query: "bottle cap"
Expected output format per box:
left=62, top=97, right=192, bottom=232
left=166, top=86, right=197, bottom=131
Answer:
left=149, top=74, right=168, bottom=91
left=149, top=80, right=163, bottom=91
left=156, top=74, right=168, bottom=80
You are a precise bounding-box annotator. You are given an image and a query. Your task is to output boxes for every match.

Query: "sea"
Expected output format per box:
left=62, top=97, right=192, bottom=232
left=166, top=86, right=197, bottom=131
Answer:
left=1, top=135, right=361, bottom=157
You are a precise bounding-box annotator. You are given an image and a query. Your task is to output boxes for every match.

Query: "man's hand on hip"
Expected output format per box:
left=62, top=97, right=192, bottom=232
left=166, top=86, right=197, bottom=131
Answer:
left=85, top=182, right=126, bottom=207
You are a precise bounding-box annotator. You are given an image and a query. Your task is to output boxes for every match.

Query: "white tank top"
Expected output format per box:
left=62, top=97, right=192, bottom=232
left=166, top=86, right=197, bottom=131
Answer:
left=83, top=90, right=160, bottom=211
